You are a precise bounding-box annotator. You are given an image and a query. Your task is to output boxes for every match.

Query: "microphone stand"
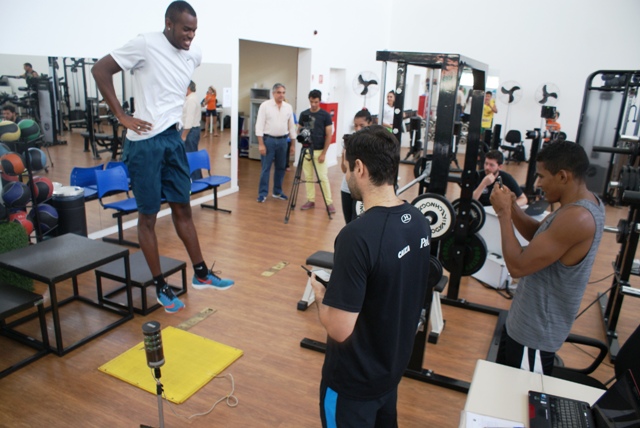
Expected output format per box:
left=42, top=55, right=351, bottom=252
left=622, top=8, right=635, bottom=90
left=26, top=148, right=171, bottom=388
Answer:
left=140, top=367, right=165, bottom=428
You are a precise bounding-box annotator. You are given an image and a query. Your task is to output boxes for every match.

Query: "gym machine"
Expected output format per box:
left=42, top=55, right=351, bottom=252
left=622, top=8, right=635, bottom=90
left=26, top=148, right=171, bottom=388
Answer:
left=380, top=52, right=512, bottom=392
left=62, top=58, right=95, bottom=129
left=299, top=52, right=507, bottom=394
left=597, top=152, right=640, bottom=361
left=576, top=70, right=640, bottom=203
left=82, top=98, right=127, bottom=160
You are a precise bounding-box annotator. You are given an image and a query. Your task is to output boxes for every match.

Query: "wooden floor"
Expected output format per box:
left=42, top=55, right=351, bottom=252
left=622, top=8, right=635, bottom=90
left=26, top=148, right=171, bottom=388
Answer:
left=0, top=126, right=638, bottom=427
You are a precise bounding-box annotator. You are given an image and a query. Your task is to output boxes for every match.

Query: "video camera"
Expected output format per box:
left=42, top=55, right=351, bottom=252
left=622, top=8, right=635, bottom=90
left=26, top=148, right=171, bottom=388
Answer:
left=540, top=105, right=556, bottom=119
left=526, top=128, right=548, bottom=140
left=297, top=126, right=312, bottom=147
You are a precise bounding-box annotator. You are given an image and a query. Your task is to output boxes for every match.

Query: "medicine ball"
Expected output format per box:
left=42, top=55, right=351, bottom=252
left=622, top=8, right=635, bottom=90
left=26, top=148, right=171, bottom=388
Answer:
left=18, top=119, right=41, bottom=143
left=2, top=181, right=31, bottom=208
left=0, top=121, right=21, bottom=142
left=28, top=203, right=58, bottom=234
left=1, top=171, right=19, bottom=187
left=27, top=147, right=47, bottom=171
left=0, top=152, right=26, bottom=175
left=0, top=143, right=11, bottom=157
left=9, top=210, right=34, bottom=235
left=30, top=176, right=54, bottom=204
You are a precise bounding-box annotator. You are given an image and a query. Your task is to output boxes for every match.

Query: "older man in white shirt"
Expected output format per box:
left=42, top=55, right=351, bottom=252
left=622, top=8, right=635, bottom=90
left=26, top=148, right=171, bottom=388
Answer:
left=255, top=83, right=297, bottom=203
left=181, top=80, right=202, bottom=179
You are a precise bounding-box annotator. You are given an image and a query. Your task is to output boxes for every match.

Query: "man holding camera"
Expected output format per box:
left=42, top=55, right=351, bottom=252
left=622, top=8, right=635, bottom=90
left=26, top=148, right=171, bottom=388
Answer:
left=298, top=90, right=335, bottom=213
left=490, top=140, right=604, bottom=375
left=255, top=83, right=297, bottom=203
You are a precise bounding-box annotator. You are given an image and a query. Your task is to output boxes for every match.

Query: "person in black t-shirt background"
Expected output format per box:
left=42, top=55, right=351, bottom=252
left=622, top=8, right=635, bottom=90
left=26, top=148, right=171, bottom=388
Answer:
left=473, top=150, right=527, bottom=207
left=308, top=125, right=431, bottom=428
left=298, top=89, right=335, bottom=213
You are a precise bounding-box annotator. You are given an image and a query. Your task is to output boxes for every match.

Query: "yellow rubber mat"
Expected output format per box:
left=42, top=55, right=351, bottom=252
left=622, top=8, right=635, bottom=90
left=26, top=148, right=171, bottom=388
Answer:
left=99, top=326, right=243, bottom=404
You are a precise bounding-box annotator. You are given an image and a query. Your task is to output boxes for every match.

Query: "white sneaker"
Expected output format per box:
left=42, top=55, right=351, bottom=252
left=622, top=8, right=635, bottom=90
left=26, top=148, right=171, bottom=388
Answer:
left=224, top=153, right=232, bottom=159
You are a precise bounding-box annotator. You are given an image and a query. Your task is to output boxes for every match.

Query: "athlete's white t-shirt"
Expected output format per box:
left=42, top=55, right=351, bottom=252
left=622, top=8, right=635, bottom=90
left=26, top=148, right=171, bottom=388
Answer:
left=111, top=32, right=202, bottom=141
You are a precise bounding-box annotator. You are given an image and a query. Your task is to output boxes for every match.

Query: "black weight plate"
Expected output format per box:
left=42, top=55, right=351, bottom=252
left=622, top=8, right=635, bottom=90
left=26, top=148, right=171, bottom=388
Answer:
left=451, top=198, right=486, bottom=234
left=428, top=256, right=444, bottom=290
left=438, top=233, right=488, bottom=276
left=616, top=218, right=628, bottom=244
left=411, top=193, right=456, bottom=240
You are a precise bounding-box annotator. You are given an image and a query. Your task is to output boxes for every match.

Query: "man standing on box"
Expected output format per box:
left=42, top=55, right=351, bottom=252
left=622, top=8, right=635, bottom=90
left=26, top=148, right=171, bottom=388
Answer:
left=92, top=1, right=234, bottom=314
left=309, top=125, right=431, bottom=427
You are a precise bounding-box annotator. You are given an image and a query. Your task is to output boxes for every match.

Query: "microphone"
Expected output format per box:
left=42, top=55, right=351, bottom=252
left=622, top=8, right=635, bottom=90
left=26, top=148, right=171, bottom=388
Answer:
left=142, top=321, right=165, bottom=368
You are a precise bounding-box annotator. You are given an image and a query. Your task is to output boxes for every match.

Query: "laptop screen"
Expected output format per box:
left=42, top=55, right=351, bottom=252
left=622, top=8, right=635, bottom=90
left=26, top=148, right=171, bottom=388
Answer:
left=592, top=369, right=640, bottom=427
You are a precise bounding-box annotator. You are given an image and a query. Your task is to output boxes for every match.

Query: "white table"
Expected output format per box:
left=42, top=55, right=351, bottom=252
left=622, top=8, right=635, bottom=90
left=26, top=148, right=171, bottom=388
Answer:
left=459, top=359, right=604, bottom=427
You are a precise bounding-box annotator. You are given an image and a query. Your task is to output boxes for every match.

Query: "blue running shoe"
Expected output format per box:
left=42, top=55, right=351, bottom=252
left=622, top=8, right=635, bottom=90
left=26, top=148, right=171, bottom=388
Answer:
left=272, top=193, right=288, bottom=201
left=192, top=263, right=234, bottom=290
left=156, top=285, right=185, bottom=313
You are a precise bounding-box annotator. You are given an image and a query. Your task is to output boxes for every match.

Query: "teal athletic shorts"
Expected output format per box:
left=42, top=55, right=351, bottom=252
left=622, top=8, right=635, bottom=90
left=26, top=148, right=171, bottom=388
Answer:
left=122, top=124, right=191, bottom=214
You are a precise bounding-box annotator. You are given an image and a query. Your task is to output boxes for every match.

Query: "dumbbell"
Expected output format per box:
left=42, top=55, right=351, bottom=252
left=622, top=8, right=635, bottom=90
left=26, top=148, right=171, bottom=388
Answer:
left=611, top=165, right=640, bottom=193
left=604, top=218, right=640, bottom=244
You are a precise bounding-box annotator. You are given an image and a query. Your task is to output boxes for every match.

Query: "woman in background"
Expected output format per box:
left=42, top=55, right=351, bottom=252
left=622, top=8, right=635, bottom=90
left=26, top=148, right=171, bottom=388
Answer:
left=202, top=86, right=219, bottom=137
left=381, top=90, right=395, bottom=129
left=341, top=109, right=372, bottom=223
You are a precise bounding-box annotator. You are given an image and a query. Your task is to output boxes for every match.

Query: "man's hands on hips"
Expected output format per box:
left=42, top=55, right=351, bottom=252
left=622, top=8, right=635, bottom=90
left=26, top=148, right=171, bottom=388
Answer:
left=119, top=115, right=152, bottom=135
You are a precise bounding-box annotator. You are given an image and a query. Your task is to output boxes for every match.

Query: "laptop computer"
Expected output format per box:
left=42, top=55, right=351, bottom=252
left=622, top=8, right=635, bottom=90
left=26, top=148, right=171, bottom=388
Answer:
left=529, top=369, right=640, bottom=428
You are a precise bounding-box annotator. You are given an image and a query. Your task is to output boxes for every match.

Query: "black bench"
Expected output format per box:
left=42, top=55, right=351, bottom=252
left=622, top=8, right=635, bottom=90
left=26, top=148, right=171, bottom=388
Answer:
left=95, top=251, right=187, bottom=315
left=0, top=282, right=50, bottom=378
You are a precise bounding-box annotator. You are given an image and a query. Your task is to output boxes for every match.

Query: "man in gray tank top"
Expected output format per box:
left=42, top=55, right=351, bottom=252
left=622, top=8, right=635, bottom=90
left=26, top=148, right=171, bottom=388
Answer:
left=490, top=140, right=605, bottom=375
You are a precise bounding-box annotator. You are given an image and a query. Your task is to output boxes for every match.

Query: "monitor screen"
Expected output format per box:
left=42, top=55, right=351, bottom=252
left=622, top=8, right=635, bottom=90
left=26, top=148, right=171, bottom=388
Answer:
left=593, top=369, right=640, bottom=427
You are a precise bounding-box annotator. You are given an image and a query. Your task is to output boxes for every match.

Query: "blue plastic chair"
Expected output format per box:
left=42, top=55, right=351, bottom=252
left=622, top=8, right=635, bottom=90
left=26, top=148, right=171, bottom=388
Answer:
left=105, top=161, right=131, bottom=187
left=69, top=164, right=104, bottom=200
left=185, top=152, right=210, bottom=195
left=95, top=166, right=140, bottom=247
left=186, top=150, right=231, bottom=213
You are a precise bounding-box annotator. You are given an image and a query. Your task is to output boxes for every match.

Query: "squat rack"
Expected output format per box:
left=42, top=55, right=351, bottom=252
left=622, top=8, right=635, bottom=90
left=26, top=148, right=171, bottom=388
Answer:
left=376, top=51, right=506, bottom=392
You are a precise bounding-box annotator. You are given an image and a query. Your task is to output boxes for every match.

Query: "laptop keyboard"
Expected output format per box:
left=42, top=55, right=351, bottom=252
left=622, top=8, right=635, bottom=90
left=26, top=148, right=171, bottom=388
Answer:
left=549, top=396, right=590, bottom=428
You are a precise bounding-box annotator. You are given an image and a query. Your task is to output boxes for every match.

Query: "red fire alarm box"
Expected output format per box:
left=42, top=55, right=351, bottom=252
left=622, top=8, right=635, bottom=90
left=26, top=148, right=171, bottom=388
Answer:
left=320, top=102, right=338, bottom=144
left=417, top=95, right=429, bottom=118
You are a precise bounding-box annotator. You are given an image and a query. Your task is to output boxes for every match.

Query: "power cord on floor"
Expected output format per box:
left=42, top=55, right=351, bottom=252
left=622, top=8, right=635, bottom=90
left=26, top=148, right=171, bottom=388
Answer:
left=151, top=369, right=238, bottom=420
left=478, top=280, right=513, bottom=300
left=587, top=272, right=614, bottom=285
left=575, top=279, right=614, bottom=320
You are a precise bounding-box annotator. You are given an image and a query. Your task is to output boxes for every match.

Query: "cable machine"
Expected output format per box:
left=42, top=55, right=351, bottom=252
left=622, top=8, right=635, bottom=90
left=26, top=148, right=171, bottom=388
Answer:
left=62, top=58, right=100, bottom=129
left=576, top=70, right=640, bottom=204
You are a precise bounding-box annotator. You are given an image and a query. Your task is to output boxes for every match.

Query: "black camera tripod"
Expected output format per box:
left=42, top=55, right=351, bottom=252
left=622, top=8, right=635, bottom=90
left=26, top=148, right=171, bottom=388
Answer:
left=284, top=145, right=333, bottom=223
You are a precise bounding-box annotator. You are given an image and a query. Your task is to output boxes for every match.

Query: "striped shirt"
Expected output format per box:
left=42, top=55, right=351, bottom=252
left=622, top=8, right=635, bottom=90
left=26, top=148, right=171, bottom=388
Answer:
left=506, top=197, right=605, bottom=352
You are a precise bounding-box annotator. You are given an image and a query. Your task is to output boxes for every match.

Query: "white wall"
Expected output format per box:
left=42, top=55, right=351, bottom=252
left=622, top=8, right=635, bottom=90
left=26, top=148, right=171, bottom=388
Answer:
left=389, top=0, right=640, bottom=143
left=1, top=0, right=638, bottom=164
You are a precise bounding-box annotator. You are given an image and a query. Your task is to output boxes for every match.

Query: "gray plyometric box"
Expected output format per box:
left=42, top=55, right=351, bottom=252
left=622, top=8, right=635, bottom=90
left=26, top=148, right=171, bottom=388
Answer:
left=472, top=253, right=511, bottom=290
